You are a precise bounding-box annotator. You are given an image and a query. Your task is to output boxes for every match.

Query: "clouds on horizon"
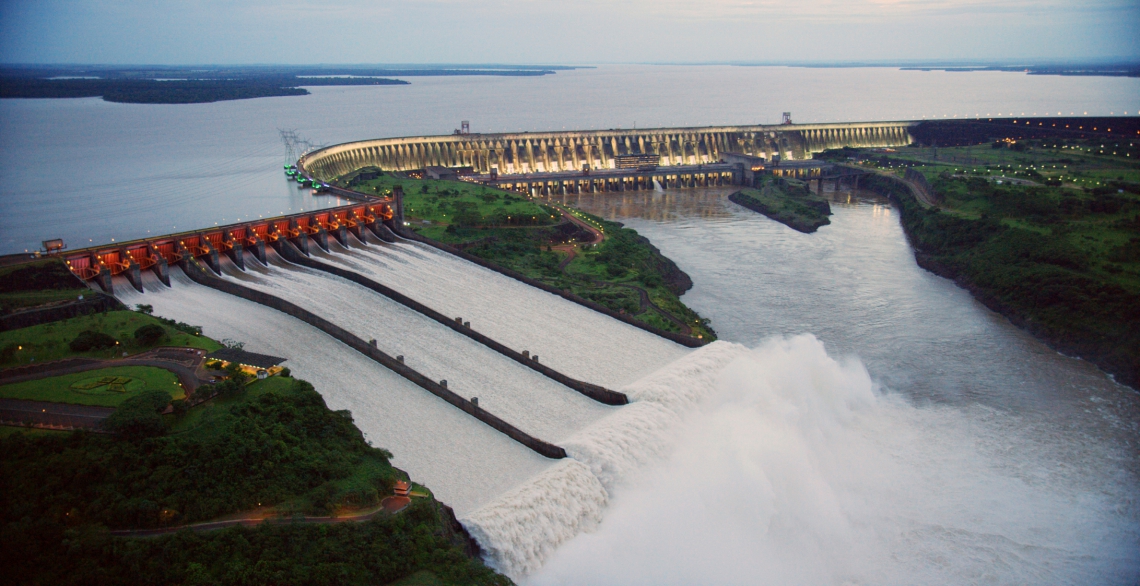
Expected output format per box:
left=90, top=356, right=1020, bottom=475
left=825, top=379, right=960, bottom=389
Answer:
left=1, top=0, right=1137, bottom=64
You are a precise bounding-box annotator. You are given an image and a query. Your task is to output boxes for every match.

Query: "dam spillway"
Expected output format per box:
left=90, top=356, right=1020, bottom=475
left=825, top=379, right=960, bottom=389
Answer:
left=299, top=121, right=916, bottom=180
left=211, top=244, right=614, bottom=443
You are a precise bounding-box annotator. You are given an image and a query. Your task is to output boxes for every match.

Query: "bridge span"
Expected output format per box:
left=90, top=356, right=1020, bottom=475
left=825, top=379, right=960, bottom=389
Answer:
left=299, top=121, right=917, bottom=182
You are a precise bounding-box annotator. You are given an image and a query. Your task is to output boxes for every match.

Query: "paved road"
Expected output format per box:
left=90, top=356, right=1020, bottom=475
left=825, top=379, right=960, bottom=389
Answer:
left=0, top=398, right=114, bottom=430
left=0, top=348, right=209, bottom=393
left=109, top=496, right=413, bottom=537
left=0, top=347, right=213, bottom=430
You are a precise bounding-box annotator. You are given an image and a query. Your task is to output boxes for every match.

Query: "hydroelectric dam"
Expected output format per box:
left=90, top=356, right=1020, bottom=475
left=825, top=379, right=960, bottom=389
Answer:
left=57, top=120, right=921, bottom=579
left=298, top=120, right=916, bottom=191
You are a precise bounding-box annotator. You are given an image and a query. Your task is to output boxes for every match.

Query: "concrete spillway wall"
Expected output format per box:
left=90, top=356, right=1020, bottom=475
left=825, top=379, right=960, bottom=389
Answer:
left=272, top=239, right=630, bottom=406
left=299, top=121, right=917, bottom=180
left=176, top=250, right=569, bottom=460
left=392, top=225, right=707, bottom=349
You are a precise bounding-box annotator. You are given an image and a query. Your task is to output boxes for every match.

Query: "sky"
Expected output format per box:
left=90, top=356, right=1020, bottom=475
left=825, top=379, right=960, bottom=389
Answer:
left=0, top=0, right=1137, bottom=65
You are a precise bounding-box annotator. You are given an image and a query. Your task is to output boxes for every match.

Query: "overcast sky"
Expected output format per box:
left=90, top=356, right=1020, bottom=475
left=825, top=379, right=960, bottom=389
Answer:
left=1, top=0, right=1137, bottom=65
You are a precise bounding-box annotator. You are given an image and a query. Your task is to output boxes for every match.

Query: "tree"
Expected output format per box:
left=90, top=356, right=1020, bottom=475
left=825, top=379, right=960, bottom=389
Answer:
left=103, top=390, right=172, bottom=438
left=69, top=330, right=117, bottom=352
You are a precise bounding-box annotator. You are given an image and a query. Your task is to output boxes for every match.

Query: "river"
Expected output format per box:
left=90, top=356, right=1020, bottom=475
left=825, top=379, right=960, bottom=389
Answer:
left=528, top=186, right=1140, bottom=584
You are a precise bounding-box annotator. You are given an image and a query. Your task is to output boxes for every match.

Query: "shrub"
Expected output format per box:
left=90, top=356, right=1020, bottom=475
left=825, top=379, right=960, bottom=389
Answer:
left=103, top=390, right=171, bottom=438
left=133, top=324, right=166, bottom=346
left=280, top=367, right=291, bottom=378
left=69, top=330, right=117, bottom=352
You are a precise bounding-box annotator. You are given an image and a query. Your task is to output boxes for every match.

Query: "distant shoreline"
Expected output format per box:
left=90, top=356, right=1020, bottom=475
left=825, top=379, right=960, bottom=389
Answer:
left=0, top=65, right=577, bottom=104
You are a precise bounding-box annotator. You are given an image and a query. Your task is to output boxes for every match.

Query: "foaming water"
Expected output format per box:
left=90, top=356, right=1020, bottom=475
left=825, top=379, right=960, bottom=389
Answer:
left=114, top=268, right=555, bottom=516
left=529, top=335, right=1139, bottom=585
left=463, top=341, right=750, bottom=577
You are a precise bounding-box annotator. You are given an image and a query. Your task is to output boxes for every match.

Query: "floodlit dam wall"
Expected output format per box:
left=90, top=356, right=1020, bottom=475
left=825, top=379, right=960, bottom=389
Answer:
left=300, top=121, right=916, bottom=179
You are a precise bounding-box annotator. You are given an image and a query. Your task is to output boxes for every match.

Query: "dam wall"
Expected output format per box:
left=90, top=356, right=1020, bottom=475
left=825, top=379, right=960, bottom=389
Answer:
left=299, top=121, right=916, bottom=180
left=60, top=200, right=394, bottom=294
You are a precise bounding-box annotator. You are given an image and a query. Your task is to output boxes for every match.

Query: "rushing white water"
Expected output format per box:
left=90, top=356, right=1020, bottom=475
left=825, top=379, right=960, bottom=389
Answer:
left=528, top=335, right=1140, bottom=585
left=114, top=269, right=555, bottom=516
left=462, top=341, right=750, bottom=577
left=313, top=234, right=688, bottom=388
left=206, top=247, right=613, bottom=442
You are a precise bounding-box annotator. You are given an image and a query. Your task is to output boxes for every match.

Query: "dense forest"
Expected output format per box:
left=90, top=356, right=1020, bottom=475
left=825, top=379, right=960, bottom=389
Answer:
left=0, top=376, right=507, bottom=584
left=0, top=77, right=405, bottom=104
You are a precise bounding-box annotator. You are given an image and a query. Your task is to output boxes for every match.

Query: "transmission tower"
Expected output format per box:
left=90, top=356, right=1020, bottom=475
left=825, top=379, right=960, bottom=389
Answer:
left=280, top=129, right=300, bottom=166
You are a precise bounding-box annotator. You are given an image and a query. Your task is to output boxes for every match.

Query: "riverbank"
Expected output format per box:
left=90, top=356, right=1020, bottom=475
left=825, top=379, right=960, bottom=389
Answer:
left=859, top=159, right=1140, bottom=389
left=729, top=176, right=832, bottom=233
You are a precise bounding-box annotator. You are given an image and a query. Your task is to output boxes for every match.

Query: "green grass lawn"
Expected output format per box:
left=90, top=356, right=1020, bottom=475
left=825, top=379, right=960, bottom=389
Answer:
left=853, top=139, right=1140, bottom=387
left=0, top=309, right=220, bottom=368
left=351, top=174, right=558, bottom=227
left=0, top=258, right=90, bottom=314
left=729, top=177, right=831, bottom=233
left=0, top=365, right=184, bottom=406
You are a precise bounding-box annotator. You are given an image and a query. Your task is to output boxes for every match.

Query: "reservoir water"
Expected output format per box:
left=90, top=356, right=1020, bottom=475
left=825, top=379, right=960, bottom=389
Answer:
left=2, top=64, right=1137, bottom=254
left=4, top=65, right=1138, bottom=583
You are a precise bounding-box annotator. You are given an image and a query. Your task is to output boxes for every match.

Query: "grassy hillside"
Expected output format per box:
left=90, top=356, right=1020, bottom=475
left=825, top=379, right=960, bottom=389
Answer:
left=1, top=309, right=219, bottom=367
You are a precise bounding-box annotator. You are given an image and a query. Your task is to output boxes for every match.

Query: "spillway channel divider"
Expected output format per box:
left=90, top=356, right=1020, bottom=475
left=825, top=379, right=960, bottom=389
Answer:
left=176, top=252, right=568, bottom=460
left=390, top=225, right=706, bottom=349
left=273, top=240, right=629, bottom=406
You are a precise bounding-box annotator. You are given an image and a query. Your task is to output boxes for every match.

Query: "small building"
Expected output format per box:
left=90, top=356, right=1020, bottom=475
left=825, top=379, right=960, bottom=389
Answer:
left=205, top=348, right=287, bottom=377
left=424, top=166, right=458, bottom=180
left=394, top=480, right=411, bottom=497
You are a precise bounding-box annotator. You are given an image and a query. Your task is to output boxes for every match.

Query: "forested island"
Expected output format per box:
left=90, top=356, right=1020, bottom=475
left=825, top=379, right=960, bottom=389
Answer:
left=729, top=176, right=832, bottom=233
left=0, top=64, right=575, bottom=104
left=832, top=128, right=1140, bottom=388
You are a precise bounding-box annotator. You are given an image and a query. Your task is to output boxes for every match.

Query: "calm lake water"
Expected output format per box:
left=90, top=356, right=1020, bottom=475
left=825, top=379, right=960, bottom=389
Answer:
left=1, top=64, right=1137, bottom=254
